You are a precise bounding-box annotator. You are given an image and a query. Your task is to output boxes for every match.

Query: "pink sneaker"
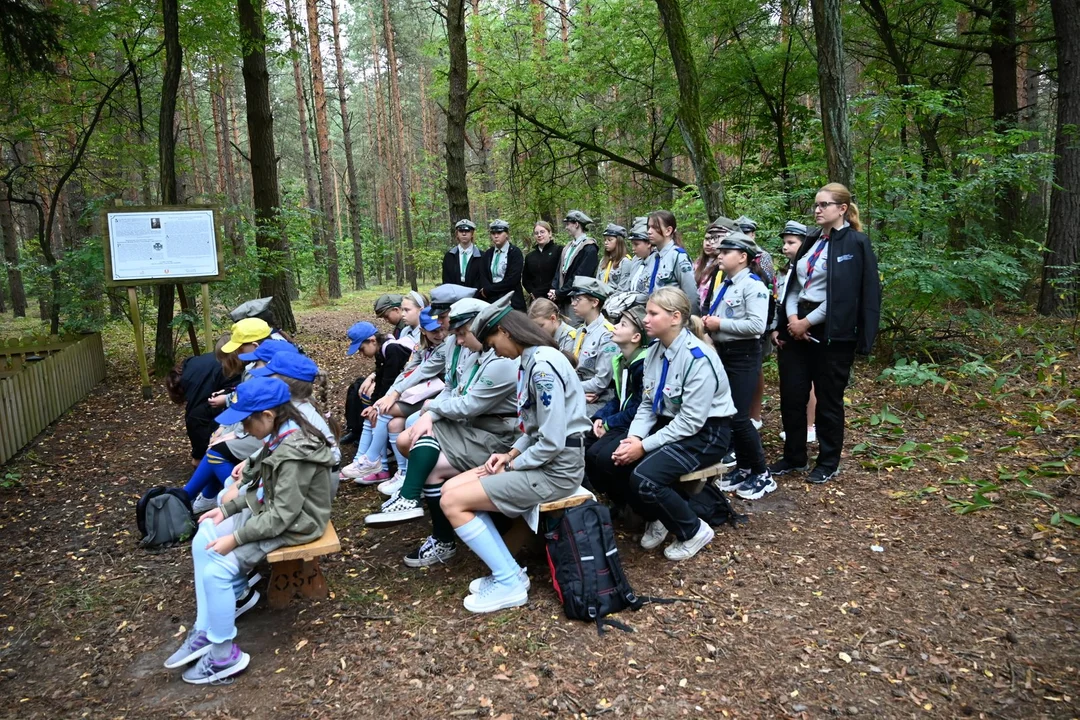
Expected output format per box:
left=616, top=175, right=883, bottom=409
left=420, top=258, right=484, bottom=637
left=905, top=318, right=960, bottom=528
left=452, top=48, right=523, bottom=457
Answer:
left=357, top=470, right=392, bottom=485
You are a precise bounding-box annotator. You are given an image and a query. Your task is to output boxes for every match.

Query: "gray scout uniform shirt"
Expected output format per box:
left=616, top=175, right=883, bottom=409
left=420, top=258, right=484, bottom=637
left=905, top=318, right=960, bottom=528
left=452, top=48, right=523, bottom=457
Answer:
left=390, top=334, right=455, bottom=395
left=575, top=314, right=617, bottom=397
left=625, top=253, right=654, bottom=294
left=441, top=341, right=479, bottom=393
left=706, top=266, right=770, bottom=343
left=644, top=242, right=700, bottom=315
left=399, top=324, right=422, bottom=345
left=425, top=348, right=518, bottom=422
left=449, top=243, right=482, bottom=283
left=629, top=328, right=737, bottom=453
left=596, top=257, right=631, bottom=291
left=511, top=346, right=592, bottom=470
left=554, top=322, right=579, bottom=355
left=785, top=224, right=846, bottom=327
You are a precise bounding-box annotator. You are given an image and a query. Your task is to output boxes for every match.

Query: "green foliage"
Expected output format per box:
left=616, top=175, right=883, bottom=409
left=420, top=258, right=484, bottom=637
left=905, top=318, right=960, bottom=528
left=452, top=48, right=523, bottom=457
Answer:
left=877, top=358, right=946, bottom=388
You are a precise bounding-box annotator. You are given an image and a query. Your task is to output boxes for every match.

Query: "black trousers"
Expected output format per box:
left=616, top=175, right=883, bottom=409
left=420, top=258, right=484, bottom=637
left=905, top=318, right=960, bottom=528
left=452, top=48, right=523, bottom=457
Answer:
left=585, top=417, right=730, bottom=541
left=777, top=338, right=856, bottom=471
left=716, top=341, right=767, bottom=473
left=344, top=376, right=366, bottom=434
left=584, top=428, right=630, bottom=505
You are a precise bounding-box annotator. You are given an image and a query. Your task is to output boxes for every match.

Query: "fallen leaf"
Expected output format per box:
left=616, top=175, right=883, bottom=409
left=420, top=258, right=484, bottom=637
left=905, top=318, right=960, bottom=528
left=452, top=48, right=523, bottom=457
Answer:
left=295, top=639, right=308, bottom=652
left=838, top=652, right=852, bottom=664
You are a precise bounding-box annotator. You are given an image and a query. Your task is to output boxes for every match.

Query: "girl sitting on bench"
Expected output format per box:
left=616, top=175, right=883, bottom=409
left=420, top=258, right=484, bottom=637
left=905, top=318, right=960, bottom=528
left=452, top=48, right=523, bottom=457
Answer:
left=164, top=377, right=334, bottom=684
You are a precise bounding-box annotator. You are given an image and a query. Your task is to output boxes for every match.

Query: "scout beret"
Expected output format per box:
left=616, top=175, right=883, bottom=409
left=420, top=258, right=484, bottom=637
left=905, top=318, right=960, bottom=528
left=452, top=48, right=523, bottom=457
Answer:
left=448, top=297, right=489, bottom=330
left=488, top=219, right=510, bottom=233
left=779, top=220, right=808, bottom=238
left=717, top=231, right=761, bottom=256
left=602, top=223, right=627, bottom=238
left=454, top=218, right=477, bottom=231
left=563, top=210, right=593, bottom=227
left=471, top=292, right=514, bottom=342
left=373, top=293, right=403, bottom=316
left=569, top=276, right=612, bottom=301
left=430, top=284, right=477, bottom=313
left=734, top=215, right=758, bottom=233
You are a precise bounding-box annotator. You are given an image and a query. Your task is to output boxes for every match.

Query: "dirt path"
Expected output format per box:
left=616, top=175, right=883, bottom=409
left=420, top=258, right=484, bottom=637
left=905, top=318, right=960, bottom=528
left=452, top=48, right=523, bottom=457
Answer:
left=0, top=306, right=1076, bottom=719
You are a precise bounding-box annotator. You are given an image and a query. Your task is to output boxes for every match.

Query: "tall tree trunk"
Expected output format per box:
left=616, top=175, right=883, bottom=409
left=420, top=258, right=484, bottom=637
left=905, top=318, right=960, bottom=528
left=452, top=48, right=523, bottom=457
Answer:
left=330, top=0, right=366, bottom=290
left=237, top=0, right=296, bottom=332
left=284, top=0, right=326, bottom=275
left=445, top=0, right=471, bottom=229
left=381, top=0, right=417, bottom=291
left=0, top=195, right=27, bottom=317
left=212, top=67, right=243, bottom=254
left=155, top=0, right=183, bottom=374
left=654, top=0, right=725, bottom=218
left=989, top=0, right=1022, bottom=240
left=1039, top=0, right=1079, bottom=316
left=186, top=66, right=213, bottom=196
left=305, top=0, right=342, bottom=298
left=810, top=0, right=854, bottom=189
left=1019, top=0, right=1045, bottom=224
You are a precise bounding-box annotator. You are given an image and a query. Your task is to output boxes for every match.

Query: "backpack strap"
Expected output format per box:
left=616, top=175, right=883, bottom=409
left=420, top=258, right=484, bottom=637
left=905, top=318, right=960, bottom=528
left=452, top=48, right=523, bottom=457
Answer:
left=572, top=508, right=602, bottom=624
left=586, top=503, right=642, bottom=613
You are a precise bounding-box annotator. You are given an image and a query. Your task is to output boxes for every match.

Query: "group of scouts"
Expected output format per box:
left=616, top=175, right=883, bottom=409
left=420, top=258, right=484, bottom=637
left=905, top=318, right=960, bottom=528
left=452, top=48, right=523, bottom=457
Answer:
left=338, top=181, right=881, bottom=614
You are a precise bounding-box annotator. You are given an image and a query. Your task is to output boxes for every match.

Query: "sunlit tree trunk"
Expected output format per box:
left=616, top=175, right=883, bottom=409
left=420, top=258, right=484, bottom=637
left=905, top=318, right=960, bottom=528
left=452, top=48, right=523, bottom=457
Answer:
left=810, top=0, right=854, bottom=188
left=381, top=0, right=417, bottom=291
left=445, top=0, right=471, bottom=230
left=330, top=0, right=366, bottom=290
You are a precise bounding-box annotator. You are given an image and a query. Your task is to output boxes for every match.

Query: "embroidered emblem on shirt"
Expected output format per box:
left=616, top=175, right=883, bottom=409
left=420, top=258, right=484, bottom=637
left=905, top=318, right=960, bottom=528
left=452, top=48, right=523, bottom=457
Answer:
left=836, top=254, right=854, bottom=263
left=540, top=390, right=552, bottom=407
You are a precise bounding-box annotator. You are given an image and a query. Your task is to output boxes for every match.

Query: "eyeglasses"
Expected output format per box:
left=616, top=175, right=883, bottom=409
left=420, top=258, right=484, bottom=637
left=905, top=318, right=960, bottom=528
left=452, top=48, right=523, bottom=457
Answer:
left=813, top=201, right=841, bottom=210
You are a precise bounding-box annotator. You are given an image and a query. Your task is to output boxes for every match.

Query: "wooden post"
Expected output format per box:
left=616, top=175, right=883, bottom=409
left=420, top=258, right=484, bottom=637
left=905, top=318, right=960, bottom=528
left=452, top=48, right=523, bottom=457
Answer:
left=201, top=283, right=213, bottom=353
left=128, top=286, right=153, bottom=400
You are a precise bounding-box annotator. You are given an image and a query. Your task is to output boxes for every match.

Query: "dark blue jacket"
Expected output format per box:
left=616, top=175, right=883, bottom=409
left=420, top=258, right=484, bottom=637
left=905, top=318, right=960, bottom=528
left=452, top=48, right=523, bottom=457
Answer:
left=592, top=348, right=647, bottom=431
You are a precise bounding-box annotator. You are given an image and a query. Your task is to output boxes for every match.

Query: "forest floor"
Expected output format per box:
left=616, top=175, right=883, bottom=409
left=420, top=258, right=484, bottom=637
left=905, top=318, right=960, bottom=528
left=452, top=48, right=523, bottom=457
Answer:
left=0, top=293, right=1077, bottom=720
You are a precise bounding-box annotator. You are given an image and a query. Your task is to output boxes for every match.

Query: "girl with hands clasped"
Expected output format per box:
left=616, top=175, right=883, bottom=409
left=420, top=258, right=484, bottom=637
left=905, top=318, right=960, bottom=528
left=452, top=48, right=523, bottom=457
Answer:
left=439, top=294, right=592, bottom=614
left=164, top=377, right=334, bottom=685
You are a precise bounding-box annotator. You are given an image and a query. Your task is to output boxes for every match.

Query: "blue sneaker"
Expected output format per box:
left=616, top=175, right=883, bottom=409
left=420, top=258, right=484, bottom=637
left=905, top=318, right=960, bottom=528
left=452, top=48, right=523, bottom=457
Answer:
left=182, top=643, right=250, bottom=684
left=718, top=467, right=750, bottom=491
left=164, top=628, right=211, bottom=669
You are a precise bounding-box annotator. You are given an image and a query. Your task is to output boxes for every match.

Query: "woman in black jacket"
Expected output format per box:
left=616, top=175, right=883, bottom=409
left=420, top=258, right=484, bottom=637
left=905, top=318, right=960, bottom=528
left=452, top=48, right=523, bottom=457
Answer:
left=770, top=182, right=881, bottom=485
left=522, top=221, right=561, bottom=304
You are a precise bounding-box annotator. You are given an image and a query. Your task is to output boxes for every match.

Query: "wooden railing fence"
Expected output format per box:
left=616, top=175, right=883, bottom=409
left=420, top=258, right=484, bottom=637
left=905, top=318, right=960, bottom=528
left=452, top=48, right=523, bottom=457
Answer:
left=0, top=333, right=107, bottom=466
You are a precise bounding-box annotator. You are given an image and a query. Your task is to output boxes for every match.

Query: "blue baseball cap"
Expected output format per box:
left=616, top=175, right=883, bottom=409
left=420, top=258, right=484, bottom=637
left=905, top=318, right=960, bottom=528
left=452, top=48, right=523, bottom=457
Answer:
left=251, top=351, right=319, bottom=382
left=419, top=307, right=441, bottom=332
left=346, top=321, right=378, bottom=356
left=238, top=339, right=298, bottom=363
left=214, top=377, right=292, bottom=425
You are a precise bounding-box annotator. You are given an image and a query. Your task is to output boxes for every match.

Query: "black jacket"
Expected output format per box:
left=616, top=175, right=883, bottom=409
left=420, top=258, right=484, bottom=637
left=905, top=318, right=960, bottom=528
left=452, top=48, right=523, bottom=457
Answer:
left=477, top=243, right=526, bottom=310
left=778, top=225, right=881, bottom=355
left=441, top=245, right=483, bottom=289
left=523, top=241, right=561, bottom=301
left=551, top=239, right=599, bottom=300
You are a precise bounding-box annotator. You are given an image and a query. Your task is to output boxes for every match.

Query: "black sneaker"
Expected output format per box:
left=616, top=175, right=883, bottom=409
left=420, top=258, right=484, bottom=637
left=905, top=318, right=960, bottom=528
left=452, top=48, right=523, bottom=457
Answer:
left=339, top=429, right=361, bottom=445
left=721, top=451, right=737, bottom=467
left=807, top=466, right=839, bottom=484
left=718, top=467, right=750, bottom=491
left=768, top=458, right=810, bottom=476
left=735, top=471, right=777, bottom=500
left=235, top=588, right=260, bottom=619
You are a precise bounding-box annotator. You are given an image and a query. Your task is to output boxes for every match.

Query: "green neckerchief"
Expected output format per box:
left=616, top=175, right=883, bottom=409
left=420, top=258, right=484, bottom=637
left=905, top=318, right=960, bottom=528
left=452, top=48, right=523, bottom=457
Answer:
left=447, top=344, right=463, bottom=386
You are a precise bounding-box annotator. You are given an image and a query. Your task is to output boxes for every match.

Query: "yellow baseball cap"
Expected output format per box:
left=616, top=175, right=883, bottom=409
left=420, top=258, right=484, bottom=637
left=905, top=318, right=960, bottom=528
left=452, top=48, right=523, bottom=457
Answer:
left=221, top=317, right=271, bottom=353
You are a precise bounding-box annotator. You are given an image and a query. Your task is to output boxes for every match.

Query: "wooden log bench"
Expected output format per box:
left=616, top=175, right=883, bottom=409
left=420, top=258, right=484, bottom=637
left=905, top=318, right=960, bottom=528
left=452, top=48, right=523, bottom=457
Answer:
left=265, top=521, right=340, bottom=609
left=502, top=488, right=595, bottom=555
left=678, top=459, right=734, bottom=494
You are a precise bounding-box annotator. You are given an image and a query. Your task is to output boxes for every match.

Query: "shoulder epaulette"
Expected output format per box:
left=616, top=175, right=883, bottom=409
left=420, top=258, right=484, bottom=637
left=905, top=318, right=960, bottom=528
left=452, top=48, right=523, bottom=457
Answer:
left=689, top=346, right=706, bottom=359
left=603, top=321, right=615, bottom=332
left=567, top=328, right=578, bottom=339
left=749, top=273, right=761, bottom=282
left=674, top=247, right=688, bottom=254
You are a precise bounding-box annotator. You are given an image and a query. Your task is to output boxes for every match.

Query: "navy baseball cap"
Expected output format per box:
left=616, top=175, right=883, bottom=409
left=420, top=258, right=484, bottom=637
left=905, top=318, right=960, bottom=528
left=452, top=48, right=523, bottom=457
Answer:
left=251, top=351, right=319, bottom=382
left=419, top=307, right=441, bottom=332
left=238, top=339, right=297, bottom=363
left=214, top=377, right=292, bottom=425
left=346, top=321, right=378, bottom=356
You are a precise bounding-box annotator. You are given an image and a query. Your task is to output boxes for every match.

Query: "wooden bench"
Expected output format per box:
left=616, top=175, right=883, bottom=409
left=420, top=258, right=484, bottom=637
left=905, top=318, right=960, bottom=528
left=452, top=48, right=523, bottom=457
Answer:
left=679, top=459, right=734, bottom=494
left=265, top=521, right=340, bottom=609
left=502, top=488, right=595, bottom=555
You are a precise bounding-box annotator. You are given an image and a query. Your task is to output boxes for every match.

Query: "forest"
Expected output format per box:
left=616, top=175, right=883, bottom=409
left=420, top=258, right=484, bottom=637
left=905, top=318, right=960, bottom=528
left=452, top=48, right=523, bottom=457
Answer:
left=0, top=0, right=1076, bottom=374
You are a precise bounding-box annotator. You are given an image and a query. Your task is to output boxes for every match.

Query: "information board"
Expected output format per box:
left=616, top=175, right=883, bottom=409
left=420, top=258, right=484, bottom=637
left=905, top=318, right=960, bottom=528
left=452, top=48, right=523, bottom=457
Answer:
left=103, top=206, right=223, bottom=286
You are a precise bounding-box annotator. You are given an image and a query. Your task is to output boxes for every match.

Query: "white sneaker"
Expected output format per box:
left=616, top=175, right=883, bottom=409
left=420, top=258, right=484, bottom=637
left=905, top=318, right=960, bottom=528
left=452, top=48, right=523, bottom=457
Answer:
left=807, top=425, right=817, bottom=444
left=463, top=578, right=529, bottom=613
left=191, top=494, right=217, bottom=515
left=750, top=418, right=763, bottom=430
left=342, top=456, right=383, bottom=481
left=640, top=520, right=670, bottom=550
left=469, top=568, right=530, bottom=595
left=365, top=495, right=424, bottom=526
left=663, top=520, right=715, bottom=561
left=377, top=470, right=406, bottom=497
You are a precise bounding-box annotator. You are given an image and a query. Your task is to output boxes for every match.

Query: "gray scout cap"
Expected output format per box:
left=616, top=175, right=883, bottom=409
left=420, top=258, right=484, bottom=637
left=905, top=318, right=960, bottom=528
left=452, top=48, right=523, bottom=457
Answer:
left=717, top=231, right=761, bottom=256
left=629, top=216, right=650, bottom=241
left=489, top=219, right=510, bottom=233
left=454, top=218, right=477, bottom=231
left=373, top=293, right=404, bottom=316
left=734, top=215, right=758, bottom=233
left=471, top=292, right=514, bottom=342
left=448, top=297, right=489, bottom=330
left=569, top=276, right=612, bottom=301
left=779, top=220, right=808, bottom=237
left=602, top=291, right=648, bottom=325
left=602, top=223, right=627, bottom=238
left=563, top=210, right=593, bottom=227
left=430, top=284, right=476, bottom=313
left=228, top=297, right=273, bottom=323
left=706, top=216, right=738, bottom=234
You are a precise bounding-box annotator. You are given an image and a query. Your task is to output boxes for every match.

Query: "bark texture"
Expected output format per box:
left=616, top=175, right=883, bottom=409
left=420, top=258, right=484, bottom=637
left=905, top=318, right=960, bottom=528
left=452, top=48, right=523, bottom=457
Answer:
left=444, top=0, right=471, bottom=229
left=810, top=0, right=855, bottom=189
left=330, top=0, right=366, bottom=290
left=306, top=0, right=342, bottom=298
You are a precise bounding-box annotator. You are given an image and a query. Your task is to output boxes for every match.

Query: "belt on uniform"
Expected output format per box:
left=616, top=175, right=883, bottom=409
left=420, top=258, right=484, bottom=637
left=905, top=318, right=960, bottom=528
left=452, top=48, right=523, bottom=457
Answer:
left=797, top=300, right=822, bottom=318
left=565, top=435, right=585, bottom=447
left=716, top=338, right=761, bottom=353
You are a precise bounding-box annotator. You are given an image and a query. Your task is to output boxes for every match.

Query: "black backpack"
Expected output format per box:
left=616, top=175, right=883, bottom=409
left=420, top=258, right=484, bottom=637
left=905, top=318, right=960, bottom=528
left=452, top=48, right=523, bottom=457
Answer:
left=136, top=487, right=196, bottom=549
left=545, top=500, right=659, bottom=634
left=689, top=482, right=748, bottom=528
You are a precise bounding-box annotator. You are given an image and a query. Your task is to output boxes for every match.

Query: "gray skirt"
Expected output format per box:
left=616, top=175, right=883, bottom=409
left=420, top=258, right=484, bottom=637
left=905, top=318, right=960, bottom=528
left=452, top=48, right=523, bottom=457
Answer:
left=433, top=416, right=519, bottom=472
left=481, top=445, right=584, bottom=517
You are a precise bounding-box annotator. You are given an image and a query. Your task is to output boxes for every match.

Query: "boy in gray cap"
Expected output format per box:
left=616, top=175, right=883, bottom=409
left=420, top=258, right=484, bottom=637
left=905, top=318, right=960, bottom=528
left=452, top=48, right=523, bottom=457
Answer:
left=442, top=219, right=483, bottom=289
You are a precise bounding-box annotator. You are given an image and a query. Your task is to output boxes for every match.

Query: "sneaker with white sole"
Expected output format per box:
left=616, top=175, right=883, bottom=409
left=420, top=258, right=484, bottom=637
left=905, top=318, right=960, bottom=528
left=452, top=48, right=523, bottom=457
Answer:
left=735, top=471, right=776, bottom=500
left=342, top=456, right=383, bottom=481
left=365, top=495, right=424, bottom=526
left=807, top=465, right=839, bottom=484
left=181, top=643, right=250, bottom=684
left=247, top=571, right=262, bottom=588
left=720, top=451, right=736, bottom=467
left=750, top=418, right=763, bottom=430
left=191, top=494, right=217, bottom=515
left=234, top=588, right=260, bottom=619
left=403, top=536, right=457, bottom=567
left=377, top=470, right=406, bottom=497
left=640, top=520, right=670, bottom=550
left=663, top=520, right=715, bottom=561
left=360, top=470, right=392, bottom=485
left=718, top=467, right=751, bottom=491
left=469, top=568, right=530, bottom=595
left=768, top=458, right=809, bottom=476
left=463, top=578, right=529, bottom=613
left=164, top=628, right=211, bottom=669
